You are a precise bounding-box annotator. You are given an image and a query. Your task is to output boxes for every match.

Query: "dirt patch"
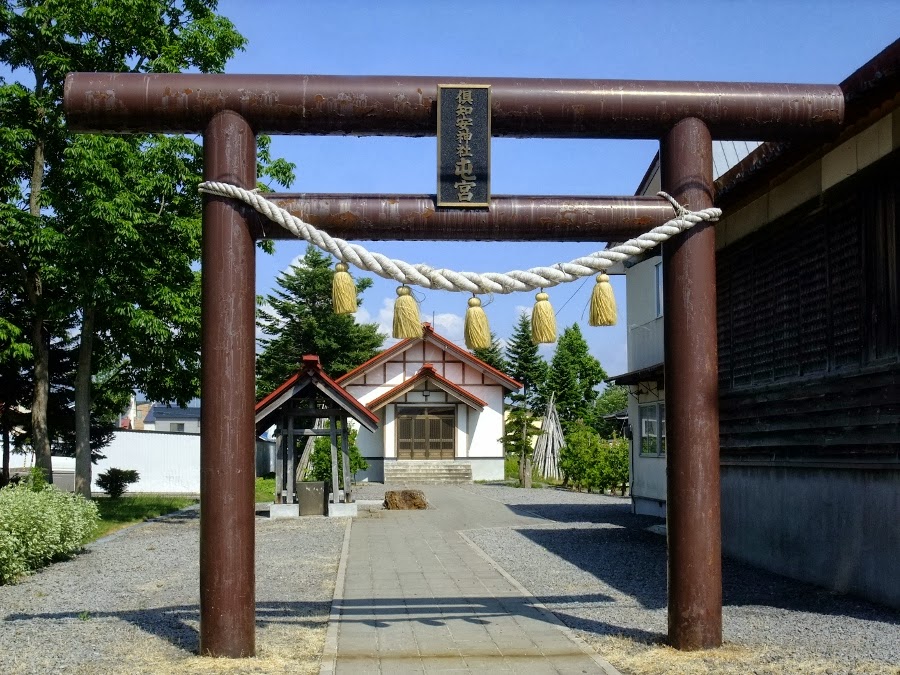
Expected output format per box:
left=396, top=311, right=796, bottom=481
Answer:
left=585, top=634, right=899, bottom=675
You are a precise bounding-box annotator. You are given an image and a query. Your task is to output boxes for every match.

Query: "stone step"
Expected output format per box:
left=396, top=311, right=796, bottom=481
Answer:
left=383, top=472, right=472, bottom=476
left=384, top=465, right=472, bottom=470
left=388, top=459, right=471, bottom=469
left=384, top=479, right=472, bottom=484
left=384, top=468, right=472, bottom=474
left=384, top=468, right=472, bottom=473
left=384, top=461, right=473, bottom=485
left=384, top=472, right=472, bottom=477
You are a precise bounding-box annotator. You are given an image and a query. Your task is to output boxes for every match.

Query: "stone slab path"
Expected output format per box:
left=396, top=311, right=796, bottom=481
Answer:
left=321, top=486, right=619, bottom=675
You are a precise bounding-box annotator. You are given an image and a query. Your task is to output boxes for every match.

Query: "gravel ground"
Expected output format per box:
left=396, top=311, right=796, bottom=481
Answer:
left=0, top=506, right=346, bottom=674
left=350, top=482, right=390, bottom=501
left=460, top=484, right=900, bottom=675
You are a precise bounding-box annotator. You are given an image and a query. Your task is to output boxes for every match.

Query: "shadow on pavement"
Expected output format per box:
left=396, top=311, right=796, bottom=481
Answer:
left=502, top=500, right=900, bottom=627
left=4, top=600, right=332, bottom=654
left=4, top=593, right=617, bottom=654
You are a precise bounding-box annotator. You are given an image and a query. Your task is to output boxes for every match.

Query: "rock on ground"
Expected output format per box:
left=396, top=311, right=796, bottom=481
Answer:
left=383, top=489, right=427, bottom=510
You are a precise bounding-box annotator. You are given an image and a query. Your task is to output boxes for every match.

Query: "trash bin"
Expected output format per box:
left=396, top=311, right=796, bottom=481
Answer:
left=297, top=481, right=327, bottom=516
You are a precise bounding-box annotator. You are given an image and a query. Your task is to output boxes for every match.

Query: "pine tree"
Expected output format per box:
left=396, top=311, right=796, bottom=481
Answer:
left=543, top=324, right=606, bottom=432
left=502, top=313, right=549, bottom=487
left=500, top=405, right=542, bottom=488
left=504, top=313, right=548, bottom=409
left=471, top=331, right=508, bottom=374
left=256, top=246, right=386, bottom=397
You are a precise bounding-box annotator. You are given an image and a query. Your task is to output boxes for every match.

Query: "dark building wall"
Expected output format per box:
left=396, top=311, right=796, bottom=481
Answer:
left=715, top=148, right=899, bottom=607
left=721, top=465, right=900, bottom=609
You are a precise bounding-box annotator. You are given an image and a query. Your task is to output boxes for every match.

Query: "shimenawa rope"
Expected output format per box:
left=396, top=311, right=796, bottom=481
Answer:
left=198, top=182, right=720, bottom=294
left=198, top=181, right=720, bottom=344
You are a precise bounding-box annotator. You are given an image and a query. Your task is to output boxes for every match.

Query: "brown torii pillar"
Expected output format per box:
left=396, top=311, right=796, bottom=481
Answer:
left=200, top=110, right=257, bottom=656
left=661, top=118, right=721, bottom=648
left=64, top=72, right=842, bottom=656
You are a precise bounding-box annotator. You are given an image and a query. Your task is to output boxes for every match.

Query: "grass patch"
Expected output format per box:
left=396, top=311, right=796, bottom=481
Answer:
left=588, top=635, right=897, bottom=675
left=504, top=454, right=519, bottom=480
left=255, top=476, right=275, bottom=503
left=92, top=495, right=197, bottom=540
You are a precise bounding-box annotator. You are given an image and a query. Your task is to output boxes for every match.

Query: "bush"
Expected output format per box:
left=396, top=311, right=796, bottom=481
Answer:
left=23, top=466, right=48, bottom=491
left=307, top=429, right=367, bottom=488
left=0, top=483, right=99, bottom=584
left=560, top=422, right=600, bottom=491
left=560, top=422, right=630, bottom=494
left=96, top=468, right=140, bottom=498
left=604, top=436, right=630, bottom=495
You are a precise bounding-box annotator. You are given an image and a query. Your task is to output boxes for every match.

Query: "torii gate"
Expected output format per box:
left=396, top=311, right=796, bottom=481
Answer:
left=63, top=72, right=843, bottom=657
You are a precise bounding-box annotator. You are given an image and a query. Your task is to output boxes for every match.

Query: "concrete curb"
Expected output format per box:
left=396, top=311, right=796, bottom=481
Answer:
left=319, top=517, right=352, bottom=675
left=457, top=529, right=624, bottom=675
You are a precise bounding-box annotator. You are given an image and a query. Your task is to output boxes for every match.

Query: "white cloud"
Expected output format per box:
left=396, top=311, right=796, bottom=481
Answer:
left=359, top=295, right=468, bottom=349
left=514, top=304, right=532, bottom=319
left=284, top=254, right=309, bottom=272
left=361, top=296, right=401, bottom=348
left=431, top=311, right=465, bottom=346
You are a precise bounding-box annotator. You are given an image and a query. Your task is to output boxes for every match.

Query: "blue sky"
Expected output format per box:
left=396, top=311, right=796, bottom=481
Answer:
left=219, top=0, right=898, bottom=377
left=7, top=2, right=896, bottom=379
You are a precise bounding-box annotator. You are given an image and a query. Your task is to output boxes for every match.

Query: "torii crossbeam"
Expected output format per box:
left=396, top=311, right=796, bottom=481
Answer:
left=64, top=72, right=843, bottom=657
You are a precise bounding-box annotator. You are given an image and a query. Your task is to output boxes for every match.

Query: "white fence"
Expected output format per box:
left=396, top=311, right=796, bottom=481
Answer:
left=11, top=431, right=275, bottom=495
left=94, top=430, right=202, bottom=494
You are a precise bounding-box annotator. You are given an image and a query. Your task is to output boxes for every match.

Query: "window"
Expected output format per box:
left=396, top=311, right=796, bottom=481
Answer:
left=655, top=262, right=664, bottom=317
left=639, top=403, right=666, bottom=456
left=170, top=422, right=185, bottom=433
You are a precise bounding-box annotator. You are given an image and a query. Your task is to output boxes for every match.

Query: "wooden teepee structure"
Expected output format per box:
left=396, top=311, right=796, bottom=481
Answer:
left=533, top=393, right=563, bottom=480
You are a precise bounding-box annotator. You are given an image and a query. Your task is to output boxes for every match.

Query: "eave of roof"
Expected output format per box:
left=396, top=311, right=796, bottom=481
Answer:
left=337, top=323, right=522, bottom=391
left=606, top=363, right=664, bottom=387
left=634, top=39, right=900, bottom=212
left=366, top=364, right=488, bottom=412
left=717, top=38, right=900, bottom=209
left=148, top=407, right=202, bottom=420
left=335, top=337, right=414, bottom=385
left=255, top=355, right=379, bottom=431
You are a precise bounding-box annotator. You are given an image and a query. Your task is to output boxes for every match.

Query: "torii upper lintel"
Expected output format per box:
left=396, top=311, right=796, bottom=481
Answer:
left=64, top=72, right=843, bottom=139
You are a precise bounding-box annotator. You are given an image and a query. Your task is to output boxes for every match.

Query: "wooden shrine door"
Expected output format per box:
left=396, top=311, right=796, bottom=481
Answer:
left=396, top=406, right=455, bottom=460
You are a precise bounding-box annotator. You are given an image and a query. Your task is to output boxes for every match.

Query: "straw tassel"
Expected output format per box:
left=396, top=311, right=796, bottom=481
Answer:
left=588, top=273, right=617, bottom=326
left=464, top=296, right=491, bottom=350
left=393, top=286, right=423, bottom=339
left=332, top=262, right=357, bottom=314
left=531, top=291, right=557, bottom=344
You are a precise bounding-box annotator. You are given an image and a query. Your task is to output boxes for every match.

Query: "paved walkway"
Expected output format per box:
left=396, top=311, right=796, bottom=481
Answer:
left=322, top=486, right=619, bottom=675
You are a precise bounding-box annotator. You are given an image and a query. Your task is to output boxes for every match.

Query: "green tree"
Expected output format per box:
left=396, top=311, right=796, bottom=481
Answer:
left=500, top=405, right=542, bottom=488
left=0, top=256, right=30, bottom=487
left=501, top=314, right=548, bottom=488
left=591, top=384, right=628, bottom=438
left=256, top=246, right=386, bottom=397
left=560, top=421, right=629, bottom=495
left=471, top=331, right=508, bottom=374
left=307, top=429, right=368, bottom=488
left=559, top=421, right=599, bottom=491
left=543, top=324, right=606, bottom=432
left=602, top=435, right=630, bottom=496
left=505, top=313, right=548, bottom=409
left=0, top=1, right=293, bottom=496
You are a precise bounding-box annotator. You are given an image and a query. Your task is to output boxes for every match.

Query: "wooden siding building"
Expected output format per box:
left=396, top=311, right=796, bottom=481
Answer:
left=614, top=39, right=900, bottom=608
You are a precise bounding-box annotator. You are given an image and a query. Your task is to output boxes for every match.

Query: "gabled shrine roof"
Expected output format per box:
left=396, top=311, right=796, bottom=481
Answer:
left=255, top=355, right=379, bottom=432
left=336, top=323, right=522, bottom=392
left=366, top=364, right=488, bottom=412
